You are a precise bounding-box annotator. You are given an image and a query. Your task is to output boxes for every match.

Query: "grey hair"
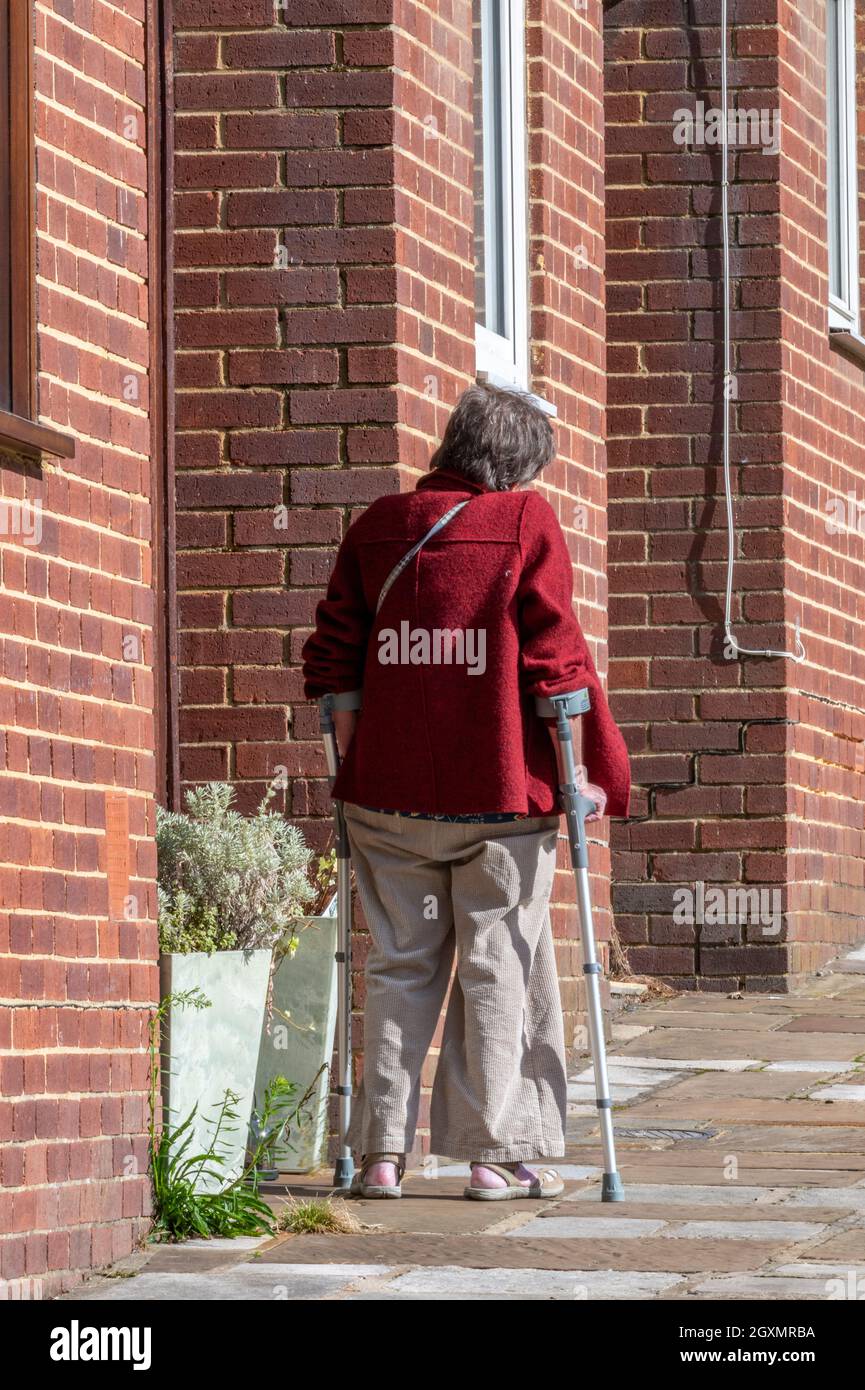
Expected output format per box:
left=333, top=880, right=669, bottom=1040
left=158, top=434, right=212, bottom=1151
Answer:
left=429, top=383, right=556, bottom=491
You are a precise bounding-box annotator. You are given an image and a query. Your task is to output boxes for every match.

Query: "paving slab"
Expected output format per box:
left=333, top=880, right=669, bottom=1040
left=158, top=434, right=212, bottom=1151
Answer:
left=658, top=1219, right=826, bottom=1242
left=565, top=1182, right=778, bottom=1206
left=130, top=1243, right=273, bottom=1275
left=617, top=1167, right=861, bottom=1187
left=764, top=1060, right=860, bottom=1073
left=510, top=1214, right=823, bottom=1243
left=779, top=1015, right=865, bottom=1034
left=804, top=1228, right=865, bottom=1260
left=381, top=1266, right=684, bottom=1299
left=335, top=1190, right=528, bottom=1234
left=615, top=1099, right=865, bottom=1127
left=617, top=1030, right=865, bottom=1062
left=624, top=1146, right=865, bottom=1172
left=703, top=1125, right=865, bottom=1153
left=589, top=1053, right=758, bottom=1072
left=347, top=1291, right=606, bottom=1300
left=540, top=1200, right=846, bottom=1223
left=572, top=1064, right=686, bottom=1088
left=658, top=996, right=847, bottom=1015
left=687, top=1274, right=842, bottom=1300
left=61, top=1264, right=392, bottom=1301
left=506, top=1216, right=667, bottom=1239
left=611, top=1024, right=653, bottom=1042
left=763, top=1003, right=865, bottom=1019
left=808, top=1083, right=865, bottom=1102
left=564, top=1144, right=865, bottom=1182
left=569, top=1082, right=646, bottom=1103
left=633, top=1010, right=783, bottom=1032
left=776, top=999, right=865, bottom=1015
left=772, top=1261, right=865, bottom=1282
left=646, top=1070, right=826, bottom=1101
left=779, top=1185, right=865, bottom=1208
left=255, top=1231, right=785, bottom=1272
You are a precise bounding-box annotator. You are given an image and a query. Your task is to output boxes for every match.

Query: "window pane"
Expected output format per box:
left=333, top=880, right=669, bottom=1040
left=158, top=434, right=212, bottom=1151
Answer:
left=473, top=0, right=508, bottom=338
left=828, top=0, right=845, bottom=301
left=0, top=1, right=11, bottom=411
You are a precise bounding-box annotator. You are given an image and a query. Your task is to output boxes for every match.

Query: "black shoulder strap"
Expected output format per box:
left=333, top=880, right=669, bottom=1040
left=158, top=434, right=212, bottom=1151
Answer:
left=375, top=499, right=470, bottom=616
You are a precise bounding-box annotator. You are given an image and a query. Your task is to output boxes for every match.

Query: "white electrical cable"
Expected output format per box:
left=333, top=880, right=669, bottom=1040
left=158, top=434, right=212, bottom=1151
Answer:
left=719, top=0, right=806, bottom=662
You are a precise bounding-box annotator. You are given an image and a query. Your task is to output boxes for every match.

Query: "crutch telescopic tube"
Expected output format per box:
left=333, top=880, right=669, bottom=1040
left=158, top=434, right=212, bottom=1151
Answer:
left=318, top=688, right=363, bottom=1189
left=535, top=688, right=625, bottom=1203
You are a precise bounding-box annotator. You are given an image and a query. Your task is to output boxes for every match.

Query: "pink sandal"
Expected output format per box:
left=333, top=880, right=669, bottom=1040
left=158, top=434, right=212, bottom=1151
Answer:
left=464, top=1161, right=564, bottom=1200
left=349, top=1151, right=405, bottom=1198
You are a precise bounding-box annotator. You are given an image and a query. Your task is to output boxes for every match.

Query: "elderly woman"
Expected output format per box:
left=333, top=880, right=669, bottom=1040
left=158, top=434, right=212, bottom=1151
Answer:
left=302, top=384, right=630, bottom=1200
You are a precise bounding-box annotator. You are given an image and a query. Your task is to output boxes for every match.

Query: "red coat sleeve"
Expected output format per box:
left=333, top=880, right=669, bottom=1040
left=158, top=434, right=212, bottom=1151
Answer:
left=301, top=523, right=372, bottom=699
left=517, top=491, right=631, bottom=818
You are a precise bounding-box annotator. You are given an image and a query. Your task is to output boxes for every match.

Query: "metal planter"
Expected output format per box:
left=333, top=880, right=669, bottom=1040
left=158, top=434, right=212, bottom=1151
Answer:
left=254, top=910, right=338, bottom=1173
left=160, top=948, right=273, bottom=1193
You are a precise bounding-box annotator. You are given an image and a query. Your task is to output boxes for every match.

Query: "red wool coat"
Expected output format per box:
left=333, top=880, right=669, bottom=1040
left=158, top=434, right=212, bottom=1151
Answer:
left=301, top=468, right=631, bottom=818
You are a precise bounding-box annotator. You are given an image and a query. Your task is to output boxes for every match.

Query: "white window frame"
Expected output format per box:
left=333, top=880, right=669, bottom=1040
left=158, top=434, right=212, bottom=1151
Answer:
left=828, top=0, right=860, bottom=332
left=473, top=0, right=529, bottom=390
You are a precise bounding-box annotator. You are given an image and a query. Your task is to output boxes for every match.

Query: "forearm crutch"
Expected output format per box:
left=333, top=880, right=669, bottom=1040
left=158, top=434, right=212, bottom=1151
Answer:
left=318, top=689, right=363, bottom=1189
left=536, top=688, right=624, bottom=1202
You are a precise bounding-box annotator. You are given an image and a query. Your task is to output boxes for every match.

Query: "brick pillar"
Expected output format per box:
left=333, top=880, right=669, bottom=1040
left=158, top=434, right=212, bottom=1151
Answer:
left=528, top=0, right=614, bottom=1043
left=603, top=1, right=791, bottom=989
left=1, top=2, right=158, bottom=1294
left=173, top=0, right=612, bottom=1153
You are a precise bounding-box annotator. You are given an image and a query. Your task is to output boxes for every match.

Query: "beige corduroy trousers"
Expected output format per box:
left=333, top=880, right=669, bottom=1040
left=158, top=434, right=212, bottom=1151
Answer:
left=342, top=802, right=568, bottom=1163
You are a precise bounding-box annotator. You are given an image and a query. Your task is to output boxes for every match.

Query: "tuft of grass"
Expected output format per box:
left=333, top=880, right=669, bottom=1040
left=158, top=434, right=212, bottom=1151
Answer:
left=275, top=1196, right=368, bottom=1235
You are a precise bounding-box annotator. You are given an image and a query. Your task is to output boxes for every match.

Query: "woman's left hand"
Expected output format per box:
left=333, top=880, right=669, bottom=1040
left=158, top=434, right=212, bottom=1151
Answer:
left=580, top=782, right=607, bottom=822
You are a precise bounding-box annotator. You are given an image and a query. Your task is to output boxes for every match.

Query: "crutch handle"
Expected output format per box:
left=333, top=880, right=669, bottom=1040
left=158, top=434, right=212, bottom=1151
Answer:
left=574, top=790, right=600, bottom=823
left=534, top=688, right=591, bottom=720
left=318, top=688, right=363, bottom=729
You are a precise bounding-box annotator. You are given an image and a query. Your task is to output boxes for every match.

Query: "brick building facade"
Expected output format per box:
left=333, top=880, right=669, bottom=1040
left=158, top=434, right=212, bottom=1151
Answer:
left=604, top=0, right=865, bottom=988
left=1, top=0, right=163, bottom=1297
left=2, top=0, right=865, bottom=1292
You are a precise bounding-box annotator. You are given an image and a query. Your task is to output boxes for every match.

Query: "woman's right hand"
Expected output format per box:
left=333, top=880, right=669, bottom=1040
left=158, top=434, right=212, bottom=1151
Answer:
left=334, top=709, right=357, bottom=758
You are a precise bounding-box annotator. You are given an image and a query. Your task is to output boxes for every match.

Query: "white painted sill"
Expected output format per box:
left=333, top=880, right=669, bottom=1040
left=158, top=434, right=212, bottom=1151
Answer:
left=475, top=368, right=559, bottom=418
left=829, top=326, right=865, bottom=364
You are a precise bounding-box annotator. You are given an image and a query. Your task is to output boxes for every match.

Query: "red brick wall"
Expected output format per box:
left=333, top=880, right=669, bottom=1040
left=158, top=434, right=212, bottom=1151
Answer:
left=173, top=0, right=399, bottom=812
left=778, top=0, right=865, bottom=974
left=603, top=0, right=865, bottom=987
left=604, top=0, right=789, bottom=988
left=1, top=0, right=158, bottom=1294
left=172, top=0, right=612, bottom=1156
left=527, top=0, right=614, bottom=1030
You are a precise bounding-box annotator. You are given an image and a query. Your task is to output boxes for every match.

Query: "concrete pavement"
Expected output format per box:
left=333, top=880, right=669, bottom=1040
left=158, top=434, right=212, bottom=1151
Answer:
left=62, top=946, right=865, bottom=1301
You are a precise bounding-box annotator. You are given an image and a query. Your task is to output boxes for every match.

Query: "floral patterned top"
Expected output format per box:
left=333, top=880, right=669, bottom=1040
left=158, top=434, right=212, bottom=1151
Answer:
left=359, top=806, right=526, bottom=823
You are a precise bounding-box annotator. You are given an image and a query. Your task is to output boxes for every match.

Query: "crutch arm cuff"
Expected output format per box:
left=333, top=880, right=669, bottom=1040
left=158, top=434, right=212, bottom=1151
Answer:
left=319, top=689, right=363, bottom=713
left=534, top=688, right=591, bottom=720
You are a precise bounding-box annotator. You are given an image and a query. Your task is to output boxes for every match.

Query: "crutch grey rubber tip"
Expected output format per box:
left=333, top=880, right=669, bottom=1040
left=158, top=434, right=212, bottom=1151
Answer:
left=332, top=1157, right=355, bottom=1188
left=601, top=1172, right=625, bottom=1202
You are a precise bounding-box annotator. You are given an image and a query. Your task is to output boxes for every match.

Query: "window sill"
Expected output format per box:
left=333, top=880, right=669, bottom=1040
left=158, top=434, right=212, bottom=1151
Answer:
left=0, top=408, right=75, bottom=461
left=475, top=369, right=559, bottom=418
left=829, top=327, right=865, bottom=365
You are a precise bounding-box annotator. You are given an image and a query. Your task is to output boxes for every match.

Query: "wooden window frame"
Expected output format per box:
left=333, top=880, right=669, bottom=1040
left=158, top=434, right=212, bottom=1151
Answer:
left=0, top=0, right=73, bottom=459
